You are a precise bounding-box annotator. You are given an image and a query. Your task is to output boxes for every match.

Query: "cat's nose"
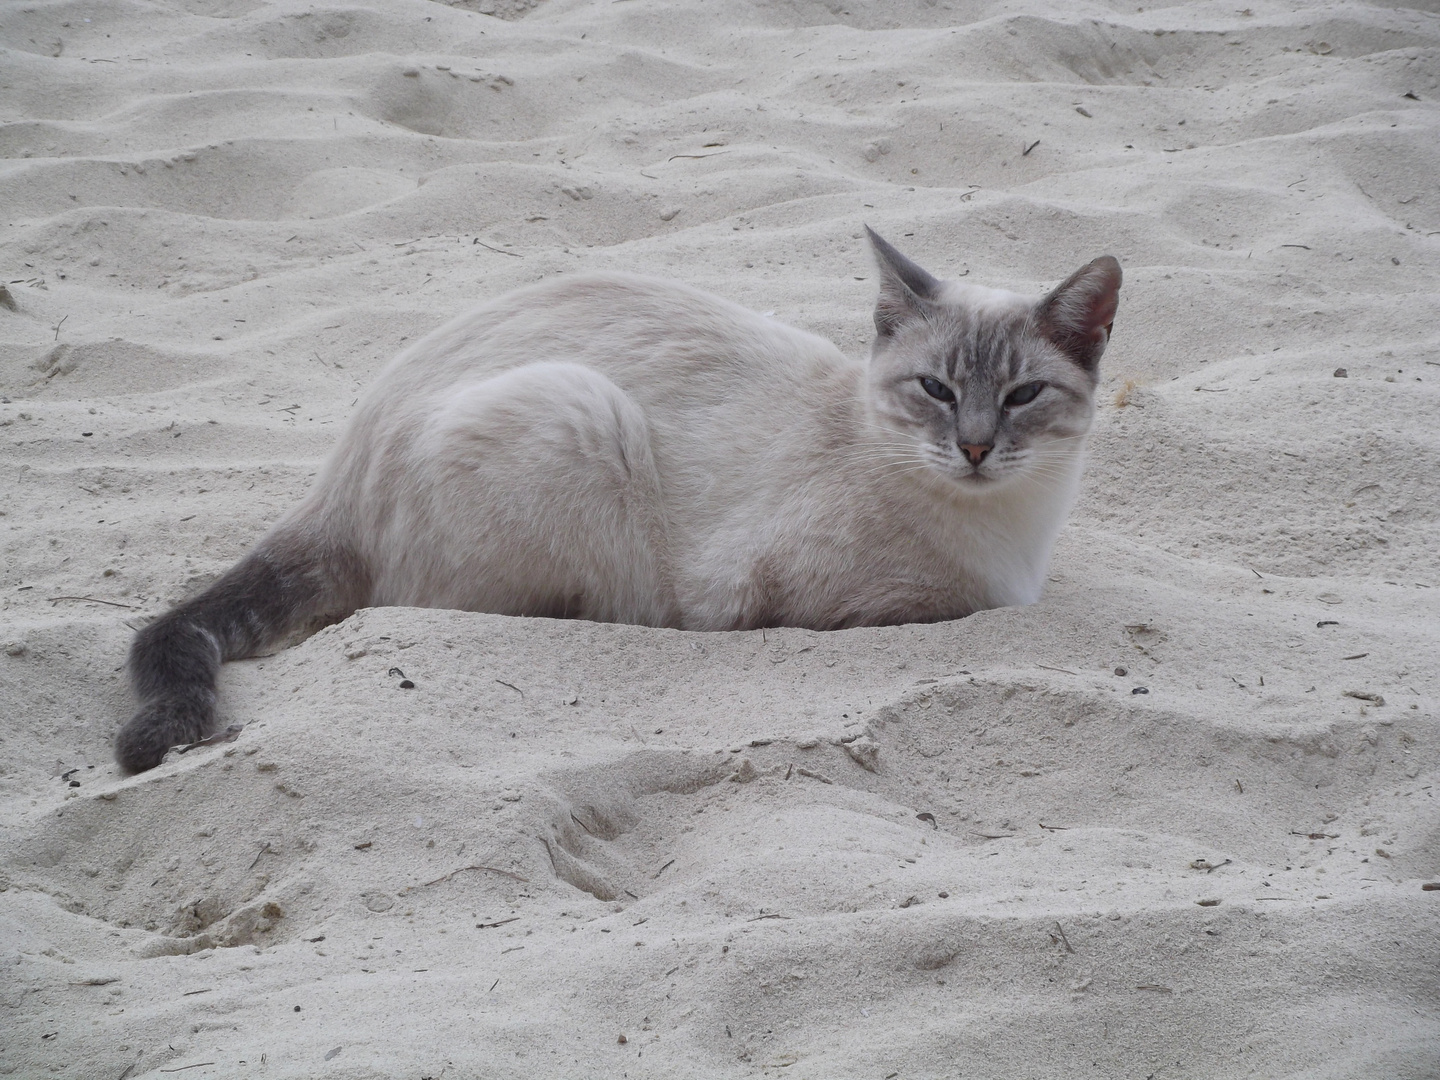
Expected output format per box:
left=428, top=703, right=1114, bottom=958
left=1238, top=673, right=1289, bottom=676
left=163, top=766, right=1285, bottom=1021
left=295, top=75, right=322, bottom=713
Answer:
left=960, top=443, right=992, bottom=465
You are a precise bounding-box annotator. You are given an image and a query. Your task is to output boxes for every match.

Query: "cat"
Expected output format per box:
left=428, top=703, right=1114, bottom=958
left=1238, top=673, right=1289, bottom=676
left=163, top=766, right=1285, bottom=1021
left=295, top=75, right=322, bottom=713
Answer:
left=115, top=229, right=1120, bottom=773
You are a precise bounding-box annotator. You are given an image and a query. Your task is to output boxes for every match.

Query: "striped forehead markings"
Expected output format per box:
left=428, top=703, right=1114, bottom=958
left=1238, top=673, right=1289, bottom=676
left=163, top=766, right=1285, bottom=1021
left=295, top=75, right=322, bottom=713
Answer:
left=946, top=314, right=1024, bottom=382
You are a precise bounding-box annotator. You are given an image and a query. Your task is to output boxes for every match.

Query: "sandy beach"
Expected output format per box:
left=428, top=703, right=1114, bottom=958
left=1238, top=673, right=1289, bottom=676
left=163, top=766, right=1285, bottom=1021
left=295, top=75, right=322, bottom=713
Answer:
left=2, top=0, right=1438, bottom=1076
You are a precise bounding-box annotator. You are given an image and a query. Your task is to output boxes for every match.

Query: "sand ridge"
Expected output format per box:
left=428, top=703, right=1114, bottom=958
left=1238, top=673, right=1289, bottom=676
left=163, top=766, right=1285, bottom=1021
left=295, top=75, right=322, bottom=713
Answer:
left=2, top=1, right=1438, bottom=1077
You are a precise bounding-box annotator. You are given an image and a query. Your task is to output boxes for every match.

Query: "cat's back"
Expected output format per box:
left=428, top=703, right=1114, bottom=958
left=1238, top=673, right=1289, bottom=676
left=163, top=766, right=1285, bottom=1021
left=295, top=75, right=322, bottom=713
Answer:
left=323, top=272, right=860, bottom=542
left=378, top=272, right=844, bottom=398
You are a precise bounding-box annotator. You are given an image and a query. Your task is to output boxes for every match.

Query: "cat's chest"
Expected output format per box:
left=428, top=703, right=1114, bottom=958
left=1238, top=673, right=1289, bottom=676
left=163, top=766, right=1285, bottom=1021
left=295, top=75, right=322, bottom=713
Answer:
left=676, top=492, right=1034, bottom=631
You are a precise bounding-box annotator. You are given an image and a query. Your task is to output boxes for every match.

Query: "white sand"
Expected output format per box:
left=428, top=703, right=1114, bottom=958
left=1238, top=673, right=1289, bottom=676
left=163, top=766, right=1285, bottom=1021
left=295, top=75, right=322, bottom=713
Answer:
left=3, top=0, right=1439, bottom=1076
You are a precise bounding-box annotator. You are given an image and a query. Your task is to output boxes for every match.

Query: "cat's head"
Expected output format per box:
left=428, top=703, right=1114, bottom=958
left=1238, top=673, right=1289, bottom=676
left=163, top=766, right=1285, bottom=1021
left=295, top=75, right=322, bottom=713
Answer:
left=863, top=227, right=1121, bottom=494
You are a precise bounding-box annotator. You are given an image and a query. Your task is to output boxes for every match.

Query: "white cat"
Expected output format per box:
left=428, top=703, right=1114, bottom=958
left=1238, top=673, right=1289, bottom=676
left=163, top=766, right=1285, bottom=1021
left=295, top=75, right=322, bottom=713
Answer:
left=116, top=229, right=1120, bottom=772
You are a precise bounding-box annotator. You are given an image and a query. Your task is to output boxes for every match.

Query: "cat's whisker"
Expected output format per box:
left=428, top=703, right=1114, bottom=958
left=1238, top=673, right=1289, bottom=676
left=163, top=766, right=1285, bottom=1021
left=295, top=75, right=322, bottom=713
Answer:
left=856, top=463, right=932, bottom=473
left=856, top=461, right=938, bottom=481
left=844, top=446, right=939, bottom=470
left=842, top=455, right=921, bottom=468
left=1024, top=454, right=1084, bottom=471
left=846, top=452, right=932, bottom=466
left=1025, top=470, right=1077, bottom=489
left=1026, top=466, right=1086, bottom=492
left=1025, top=449, right=1086, bottom=466
left=879, top=466, right=946, bottom=482
left=843, top=442, right=931, bottom=458
left=857, top=452, right=945, bottom=473
left=1021, top=460, right=1082, bottom=481
left=1024, top=462, right=1079, bottom=477
left=1016, top=453, right=1081, bottom=474
left=843, top=444, right=933, bottom=462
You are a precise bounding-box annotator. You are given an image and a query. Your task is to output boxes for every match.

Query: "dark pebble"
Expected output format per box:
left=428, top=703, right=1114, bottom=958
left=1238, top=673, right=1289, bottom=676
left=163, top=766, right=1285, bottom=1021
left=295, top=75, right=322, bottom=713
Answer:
left=1333, top=368, right=1347, bottom=378
left=68, top=780, right=80, bottom=787
left=399, top=679, right=415, bottom=690
left=1114, top=666, right=1127, bottom=676
left=1131, top=687, right=1149, bottom=695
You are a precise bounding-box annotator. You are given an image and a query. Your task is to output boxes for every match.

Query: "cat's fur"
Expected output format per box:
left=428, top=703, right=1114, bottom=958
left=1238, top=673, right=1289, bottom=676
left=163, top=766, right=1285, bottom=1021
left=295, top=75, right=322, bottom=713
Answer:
left=116, top=230, right=1120, bottom=773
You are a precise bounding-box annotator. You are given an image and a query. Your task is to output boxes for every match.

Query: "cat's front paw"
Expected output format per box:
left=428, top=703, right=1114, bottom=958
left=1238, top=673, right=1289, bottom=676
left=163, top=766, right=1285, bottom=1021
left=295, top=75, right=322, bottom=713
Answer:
left=115, top=693, right=215, bottom=774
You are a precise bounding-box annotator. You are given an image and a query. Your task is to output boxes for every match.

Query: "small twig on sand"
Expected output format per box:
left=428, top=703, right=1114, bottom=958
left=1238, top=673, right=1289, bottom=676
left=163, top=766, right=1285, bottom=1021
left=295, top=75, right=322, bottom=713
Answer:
left=178, top=725, right=243, bottom=754
left=48, top=595, right=139, bottom=609
left=473, top=239, right=523, bottom=257
left=795, top=768, right=832, bottom=784
left=1052, top=921, right=1075, bottom=954
left=1189, top=858, right=1232, bottom=873
left=424, top=865, right=529, bottom=887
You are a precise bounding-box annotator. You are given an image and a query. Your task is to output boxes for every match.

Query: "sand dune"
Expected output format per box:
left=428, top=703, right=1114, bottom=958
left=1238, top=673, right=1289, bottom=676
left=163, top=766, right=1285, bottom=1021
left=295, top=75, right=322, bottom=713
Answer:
left=2, top=1, right=1438, bottom=1077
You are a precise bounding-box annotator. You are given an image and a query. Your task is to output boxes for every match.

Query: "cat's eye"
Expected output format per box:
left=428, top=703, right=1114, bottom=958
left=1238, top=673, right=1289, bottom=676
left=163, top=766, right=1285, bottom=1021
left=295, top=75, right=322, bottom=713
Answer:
left=1003, top=381, right=1045, bottom=408
left=919, top=377, right=955, bottom=404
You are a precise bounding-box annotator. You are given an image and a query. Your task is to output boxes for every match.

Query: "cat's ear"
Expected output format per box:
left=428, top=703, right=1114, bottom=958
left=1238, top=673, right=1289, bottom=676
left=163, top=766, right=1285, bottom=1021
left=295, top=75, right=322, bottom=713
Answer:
left=1034, top=256, right=1122, bottom=370
left=866, top=226, right=940, bottom=337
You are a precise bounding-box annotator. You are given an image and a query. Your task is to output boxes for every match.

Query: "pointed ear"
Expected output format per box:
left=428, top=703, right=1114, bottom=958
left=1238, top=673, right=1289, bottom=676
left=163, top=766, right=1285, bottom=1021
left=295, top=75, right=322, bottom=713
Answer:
left=1034, top=255, right=1122, bottom=370
left=866, top=225, right=941, bottom=337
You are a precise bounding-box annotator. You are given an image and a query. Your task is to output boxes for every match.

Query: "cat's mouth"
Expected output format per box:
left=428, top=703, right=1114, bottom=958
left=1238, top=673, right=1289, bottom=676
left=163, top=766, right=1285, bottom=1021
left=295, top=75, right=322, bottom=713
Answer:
left=922, top=448, right=1000, bottom=488
left=917, top=445, right=1008, bottom=489
left=952, top=456, right=1021, bottom=489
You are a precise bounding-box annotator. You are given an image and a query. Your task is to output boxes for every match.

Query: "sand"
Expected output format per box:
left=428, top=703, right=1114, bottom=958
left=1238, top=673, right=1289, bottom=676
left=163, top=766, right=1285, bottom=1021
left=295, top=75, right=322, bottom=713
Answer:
left=2, top=0, right=1439, bottom=1076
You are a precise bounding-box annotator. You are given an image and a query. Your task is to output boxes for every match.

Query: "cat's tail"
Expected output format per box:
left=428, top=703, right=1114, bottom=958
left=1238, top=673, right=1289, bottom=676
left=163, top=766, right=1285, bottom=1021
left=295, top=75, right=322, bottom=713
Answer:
left=116, top=521, right=368, bottom=774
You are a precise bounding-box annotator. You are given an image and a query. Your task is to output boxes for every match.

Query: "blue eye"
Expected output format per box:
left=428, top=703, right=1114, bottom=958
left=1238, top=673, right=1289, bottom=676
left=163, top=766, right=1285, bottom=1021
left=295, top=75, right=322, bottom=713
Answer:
left=920, top=377, right=955, bottom=404
left=1004, top=381, right=1044, bottom=408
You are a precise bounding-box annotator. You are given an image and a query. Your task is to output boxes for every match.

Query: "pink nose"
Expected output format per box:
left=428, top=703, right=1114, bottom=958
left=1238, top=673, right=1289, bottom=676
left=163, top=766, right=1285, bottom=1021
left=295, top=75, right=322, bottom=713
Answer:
left=961, top=443, right=992, bottom=465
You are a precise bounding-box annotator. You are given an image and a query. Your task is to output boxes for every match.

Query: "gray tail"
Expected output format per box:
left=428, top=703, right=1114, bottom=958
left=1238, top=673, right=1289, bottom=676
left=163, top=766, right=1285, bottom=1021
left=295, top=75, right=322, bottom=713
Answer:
left=116, top=525, right=367, bottom=773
